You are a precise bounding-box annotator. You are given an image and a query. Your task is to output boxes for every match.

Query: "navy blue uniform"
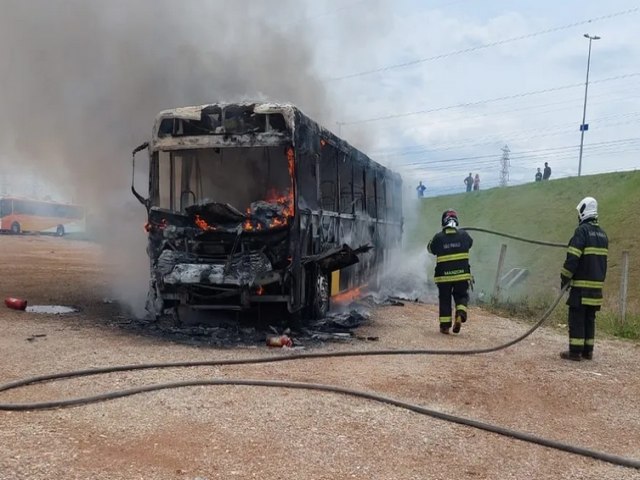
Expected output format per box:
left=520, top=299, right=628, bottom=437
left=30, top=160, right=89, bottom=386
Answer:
left=560, top=219, right=608, bottom=357
left=428, top=227, right=473, bottom=330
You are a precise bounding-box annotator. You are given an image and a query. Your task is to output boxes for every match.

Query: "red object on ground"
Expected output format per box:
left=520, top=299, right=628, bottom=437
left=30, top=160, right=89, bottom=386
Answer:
left=266, top=335, right=293, bottom=348
left=5, top=297, right=28, bottom=311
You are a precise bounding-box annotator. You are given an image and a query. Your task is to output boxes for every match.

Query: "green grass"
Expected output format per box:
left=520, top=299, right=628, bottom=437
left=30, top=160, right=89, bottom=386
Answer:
left=411, top=170, right=640, bottom=340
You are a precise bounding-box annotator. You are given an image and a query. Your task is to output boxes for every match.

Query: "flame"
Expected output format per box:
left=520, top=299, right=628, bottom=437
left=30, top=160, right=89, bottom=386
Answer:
left=243, top=165, right=294, bottom=231
left=269, top=216, right=286, bottom=228
left=196, top=146, right=297, bottom=233
left=194, top=215, right=216, bottom=231
left=332, top=284, right=368, bottom=304
left=256, top=286, right=264, bottom=296
left=144, top=219, right=168, bottom=233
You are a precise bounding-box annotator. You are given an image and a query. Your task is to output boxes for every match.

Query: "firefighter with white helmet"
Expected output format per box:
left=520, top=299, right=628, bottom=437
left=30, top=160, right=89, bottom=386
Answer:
left=559, top=196, right=608, bottom=361
left=427, top=209, right=473, bottom=334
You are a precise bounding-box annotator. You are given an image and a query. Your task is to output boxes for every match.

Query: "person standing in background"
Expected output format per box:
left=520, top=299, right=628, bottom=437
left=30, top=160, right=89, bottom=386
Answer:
left=535, top=168, right=542, bottom=182
left=464, top=173, right=473, bottom=192
left=543, top=162, right=552, bottom=180
left=416, top=181, right=426, bottom=198
left=473, top=174, right=480, bottom=191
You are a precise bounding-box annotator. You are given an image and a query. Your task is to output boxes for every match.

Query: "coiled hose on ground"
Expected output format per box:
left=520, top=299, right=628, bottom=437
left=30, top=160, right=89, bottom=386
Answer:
left=1, top=228, right=638, bottom=470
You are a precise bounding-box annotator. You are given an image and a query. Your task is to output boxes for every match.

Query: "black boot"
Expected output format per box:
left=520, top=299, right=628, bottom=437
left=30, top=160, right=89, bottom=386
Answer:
left=452, top=315, right=462, bottom=334
left=582, top=351, right=593, bottom=360
left=560, top=351, right=582, bottom=362
left=440, top=326, right=450, bottom=335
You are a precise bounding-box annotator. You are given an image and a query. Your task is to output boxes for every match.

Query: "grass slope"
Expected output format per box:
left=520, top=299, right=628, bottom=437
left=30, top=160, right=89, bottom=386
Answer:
left=410, top=171, right=640, bottom=326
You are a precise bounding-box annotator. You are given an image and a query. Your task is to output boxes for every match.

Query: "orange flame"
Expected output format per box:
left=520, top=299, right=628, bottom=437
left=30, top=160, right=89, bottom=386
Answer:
left=144, top=219, right=168, bottom=233
left=256, top=285, right=264, bottom=296
left=196, top=147, right=297, bottom=233
left=195, top=215, right=216, bottom=231
left=332, top=284, right=368, bottom=304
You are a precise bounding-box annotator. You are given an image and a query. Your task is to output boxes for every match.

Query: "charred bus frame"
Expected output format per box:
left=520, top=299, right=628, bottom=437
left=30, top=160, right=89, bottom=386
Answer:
left=132, top=103, right=402, bottom=322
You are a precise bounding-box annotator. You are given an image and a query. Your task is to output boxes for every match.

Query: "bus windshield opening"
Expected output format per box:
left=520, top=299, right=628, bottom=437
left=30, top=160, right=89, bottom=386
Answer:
left=156, top=146, right=294, bottom=231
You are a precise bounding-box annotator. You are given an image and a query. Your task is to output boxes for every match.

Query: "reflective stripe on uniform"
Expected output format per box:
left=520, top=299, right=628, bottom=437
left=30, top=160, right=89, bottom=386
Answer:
left=439, top=316, right=452, bottom=324
left=585, top=338, right=595, bottom=346
left=560, top=267, right=573, bottom=278
left=571, top=279, right=604, bottom=288
left=570, top=338, right=585, bottom=346
left=582, top=297, right=603, bottom=306
left=434, top=273, right=472, bottom=283
left=456, top=305, right=467, bottom=312
left=437, top=253, right=469, bottom=263
left=583, top=247, right=608, bottom=256
left=567, top=246, right=583, bottom=257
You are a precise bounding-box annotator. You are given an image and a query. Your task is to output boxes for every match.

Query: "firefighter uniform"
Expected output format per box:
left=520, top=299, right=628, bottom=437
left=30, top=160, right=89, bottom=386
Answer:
left=560, top=201, right=608, bottom=360
left=428, top=215, right=473, bottom=334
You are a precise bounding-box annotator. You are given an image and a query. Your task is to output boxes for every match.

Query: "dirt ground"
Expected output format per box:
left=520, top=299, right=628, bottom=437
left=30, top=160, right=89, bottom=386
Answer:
left=1, top=235, right=639, bottom=480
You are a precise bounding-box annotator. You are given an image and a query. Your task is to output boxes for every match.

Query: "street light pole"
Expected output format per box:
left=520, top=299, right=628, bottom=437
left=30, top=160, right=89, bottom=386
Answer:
left=578, top=33, right=600, bottom=177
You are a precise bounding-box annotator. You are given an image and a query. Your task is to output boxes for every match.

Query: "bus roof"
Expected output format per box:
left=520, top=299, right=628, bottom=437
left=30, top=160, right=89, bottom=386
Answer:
left=0, top=196, right=84, bottom=207
left=150, top=102, right=401, bottom=183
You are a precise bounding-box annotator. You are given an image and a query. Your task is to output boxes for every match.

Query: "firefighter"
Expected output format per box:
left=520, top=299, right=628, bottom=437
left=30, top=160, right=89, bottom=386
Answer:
left=428, top=209, right=473, bottom=334
left=559, top=196, right=608, bottom=361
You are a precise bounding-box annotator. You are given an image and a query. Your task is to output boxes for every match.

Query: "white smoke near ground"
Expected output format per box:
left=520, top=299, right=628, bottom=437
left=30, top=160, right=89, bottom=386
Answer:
left=374, top=183, right=438, bottom=304
left=0, top=0, right=335, bottom=316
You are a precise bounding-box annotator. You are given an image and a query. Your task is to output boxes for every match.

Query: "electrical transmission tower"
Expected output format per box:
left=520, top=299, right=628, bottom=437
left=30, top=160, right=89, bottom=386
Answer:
left=500, top=145, right=510, bottom=187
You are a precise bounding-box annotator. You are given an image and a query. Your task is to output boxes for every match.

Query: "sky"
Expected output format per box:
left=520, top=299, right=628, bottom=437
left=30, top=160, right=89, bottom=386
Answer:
left=1, top=0, right=638, bottom=201
left=300, top=0, right=640, bottom=196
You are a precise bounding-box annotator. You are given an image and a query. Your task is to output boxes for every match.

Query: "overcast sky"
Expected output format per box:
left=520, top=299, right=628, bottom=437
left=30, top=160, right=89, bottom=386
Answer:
left=299, top=0, right=640, bottom=196
left=1, top=0, right=638, bottom=201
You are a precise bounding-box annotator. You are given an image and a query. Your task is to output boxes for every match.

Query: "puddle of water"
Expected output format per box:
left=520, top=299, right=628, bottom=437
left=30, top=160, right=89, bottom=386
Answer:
left=25, top=305, right=78, bottom=314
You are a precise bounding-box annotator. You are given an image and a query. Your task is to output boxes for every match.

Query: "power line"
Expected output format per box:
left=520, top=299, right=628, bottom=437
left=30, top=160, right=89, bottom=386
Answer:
left=372, top=85, right=640, bottom=157
left=328, top=7, right=640, bottom=82
left=378, top=109, right=640, bottom=160
left=398, top=138, right=640, bottom=171
left=396, top=138, right=640, bottom=167
left=340, top=73, right=640, bottom=125
left=396, top=140, right=640, bottom=177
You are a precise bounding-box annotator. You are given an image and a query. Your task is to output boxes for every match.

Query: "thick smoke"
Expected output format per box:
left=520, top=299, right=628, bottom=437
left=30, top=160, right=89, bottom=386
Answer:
left=0, top=0, right=331, bottom=314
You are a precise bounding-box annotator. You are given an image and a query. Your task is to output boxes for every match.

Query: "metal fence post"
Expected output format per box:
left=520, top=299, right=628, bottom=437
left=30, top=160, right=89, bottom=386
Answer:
left=492, top=244, right=508, bottom=303
left=619, top=250, right=629, bottom=326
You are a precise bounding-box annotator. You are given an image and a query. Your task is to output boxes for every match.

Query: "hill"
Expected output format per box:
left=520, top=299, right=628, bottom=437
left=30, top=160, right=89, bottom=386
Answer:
left=410, top=170, right=640, bottom=322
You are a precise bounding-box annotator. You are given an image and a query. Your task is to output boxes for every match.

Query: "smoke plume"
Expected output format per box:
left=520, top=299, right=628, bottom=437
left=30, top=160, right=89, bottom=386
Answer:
left=0, top=0, right=331, bottom=314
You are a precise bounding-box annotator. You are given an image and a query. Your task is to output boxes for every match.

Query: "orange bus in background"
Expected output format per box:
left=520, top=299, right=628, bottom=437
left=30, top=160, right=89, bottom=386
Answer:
left=0, top=196, right=85, bottom=236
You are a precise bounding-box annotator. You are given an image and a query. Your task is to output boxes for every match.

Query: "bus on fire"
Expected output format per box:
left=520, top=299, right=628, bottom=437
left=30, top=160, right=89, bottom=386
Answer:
left=131, top=102, right=403, bottom=322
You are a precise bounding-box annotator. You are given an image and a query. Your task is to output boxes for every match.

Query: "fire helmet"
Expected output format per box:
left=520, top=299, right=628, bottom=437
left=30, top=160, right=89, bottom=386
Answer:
left=441, top=209, right=459, bottom=228
left=576, top=196, right=598, bottom=222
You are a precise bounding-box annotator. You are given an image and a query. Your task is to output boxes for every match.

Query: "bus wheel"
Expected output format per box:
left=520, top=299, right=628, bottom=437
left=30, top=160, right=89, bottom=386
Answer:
left=10, top=222, right=20, bottom=234
left=311, top=270, right=330, bottom=319
left=55, top=225, right=65, bottom=237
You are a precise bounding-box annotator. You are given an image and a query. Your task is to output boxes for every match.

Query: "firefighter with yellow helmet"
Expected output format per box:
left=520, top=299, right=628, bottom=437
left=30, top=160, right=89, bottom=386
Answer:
left=560, top=196, right=608, bottom=361
left=428, top=209, right=473, bottom=334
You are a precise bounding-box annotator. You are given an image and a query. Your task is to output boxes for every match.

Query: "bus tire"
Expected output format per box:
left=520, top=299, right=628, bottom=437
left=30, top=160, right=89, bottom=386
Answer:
left=310, top=269, right=330, bottom=320
left=56, top=225, right=65, bottom=237
left=10, top=222, right=20, bottom=234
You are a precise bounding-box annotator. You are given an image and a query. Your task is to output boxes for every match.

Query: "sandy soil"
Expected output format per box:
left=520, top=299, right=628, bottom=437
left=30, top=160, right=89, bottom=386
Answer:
left=1, top=235, right=639, bottom=480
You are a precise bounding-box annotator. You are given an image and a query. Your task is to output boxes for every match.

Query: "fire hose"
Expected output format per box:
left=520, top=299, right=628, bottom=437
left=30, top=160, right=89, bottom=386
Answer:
left=1, top=228, right=639, bottom=470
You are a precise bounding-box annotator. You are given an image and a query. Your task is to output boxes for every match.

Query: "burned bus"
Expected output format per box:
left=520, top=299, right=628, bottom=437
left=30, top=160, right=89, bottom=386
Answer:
left=131, top=103, right=402, bottom=322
